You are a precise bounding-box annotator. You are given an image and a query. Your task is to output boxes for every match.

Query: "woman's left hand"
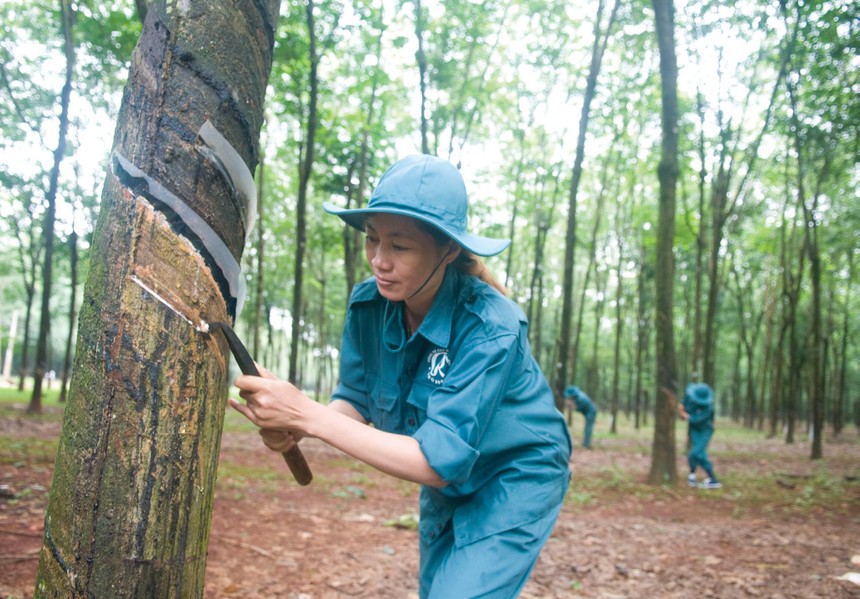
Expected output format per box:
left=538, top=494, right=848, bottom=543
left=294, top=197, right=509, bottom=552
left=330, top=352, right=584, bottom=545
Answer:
left=259, top=428, right=300, bottom=453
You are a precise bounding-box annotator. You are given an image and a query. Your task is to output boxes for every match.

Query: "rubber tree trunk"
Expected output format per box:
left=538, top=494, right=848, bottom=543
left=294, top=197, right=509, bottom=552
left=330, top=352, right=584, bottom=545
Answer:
left=35, top=1, right=280, bottom=596
left=648, top=0, right=679, bottom=485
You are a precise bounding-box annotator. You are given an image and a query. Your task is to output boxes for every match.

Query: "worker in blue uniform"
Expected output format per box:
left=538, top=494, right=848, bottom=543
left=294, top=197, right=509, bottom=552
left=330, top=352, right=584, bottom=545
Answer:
left=563, top=385, right=597, bottom=449
left=678, top=380, right=721, bottom=489
left=230, top=154, right=572, bottom=598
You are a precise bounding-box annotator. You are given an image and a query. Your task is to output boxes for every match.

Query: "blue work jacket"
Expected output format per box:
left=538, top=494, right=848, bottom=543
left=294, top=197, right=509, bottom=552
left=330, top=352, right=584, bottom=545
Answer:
left=574, top=394, right=597, bottom=418
left=332, top=268, right=571, bottom=548
left=683, top=383, right=715, bottom=430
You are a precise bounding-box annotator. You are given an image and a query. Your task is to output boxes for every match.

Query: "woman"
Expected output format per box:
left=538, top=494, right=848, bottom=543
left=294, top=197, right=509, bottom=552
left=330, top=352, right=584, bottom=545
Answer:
left=678, top=378, right=721, bottom=489
left=230, top=154, right=571, bottom=598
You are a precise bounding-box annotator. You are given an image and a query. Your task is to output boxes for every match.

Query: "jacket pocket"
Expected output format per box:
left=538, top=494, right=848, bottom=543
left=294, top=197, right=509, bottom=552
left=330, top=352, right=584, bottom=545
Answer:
left=366, top=373, right=401, bottom=432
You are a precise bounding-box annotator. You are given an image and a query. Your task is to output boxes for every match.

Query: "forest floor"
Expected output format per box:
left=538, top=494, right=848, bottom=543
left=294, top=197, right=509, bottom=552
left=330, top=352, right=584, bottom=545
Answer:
left=1, top=395, right=859, bottom=599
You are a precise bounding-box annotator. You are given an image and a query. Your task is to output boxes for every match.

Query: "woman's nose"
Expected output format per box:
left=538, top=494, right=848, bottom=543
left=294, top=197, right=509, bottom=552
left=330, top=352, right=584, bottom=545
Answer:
left=370, top=246, right=391, bottom=270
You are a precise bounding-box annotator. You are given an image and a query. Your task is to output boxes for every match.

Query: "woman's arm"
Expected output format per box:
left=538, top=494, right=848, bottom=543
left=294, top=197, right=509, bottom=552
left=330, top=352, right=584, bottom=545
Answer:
left=230, top=373, right=446, bottom=488
left=327, top=398, right=367, bottom=422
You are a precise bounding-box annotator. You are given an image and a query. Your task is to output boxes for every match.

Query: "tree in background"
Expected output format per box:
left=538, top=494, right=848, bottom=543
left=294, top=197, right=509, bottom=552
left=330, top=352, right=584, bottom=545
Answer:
left=7, top=186, right=42, bottom=393
left=28, top=0, right=75, bottom=415
left=648, top=0, right=680, bottom=484
left=288, top=0, right=320, bottom=384
left=554, top=0, right=620, bottom=408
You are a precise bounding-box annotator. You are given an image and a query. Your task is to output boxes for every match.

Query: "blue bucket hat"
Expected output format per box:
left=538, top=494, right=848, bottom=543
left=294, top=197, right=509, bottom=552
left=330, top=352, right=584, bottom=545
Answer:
left=564, top=385, right=580, bottom=397
left=322, top=154, right=511, bottom=257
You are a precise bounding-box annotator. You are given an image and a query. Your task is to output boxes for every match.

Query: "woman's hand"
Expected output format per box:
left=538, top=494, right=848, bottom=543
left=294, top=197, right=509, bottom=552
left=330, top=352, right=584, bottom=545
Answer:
left=259, top=428, right=299, bottom=453
left=228, top=364, right=324, bottom=437
left=229, top=367, right=445, bottom=487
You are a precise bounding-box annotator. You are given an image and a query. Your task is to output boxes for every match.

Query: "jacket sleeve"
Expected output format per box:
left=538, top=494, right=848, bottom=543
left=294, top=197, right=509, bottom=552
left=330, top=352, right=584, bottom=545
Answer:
left=686, top=401, right=714, bottom=426
left=330, top=312, right=372, bottom=422
left=412, top=333, right=519, bottom=486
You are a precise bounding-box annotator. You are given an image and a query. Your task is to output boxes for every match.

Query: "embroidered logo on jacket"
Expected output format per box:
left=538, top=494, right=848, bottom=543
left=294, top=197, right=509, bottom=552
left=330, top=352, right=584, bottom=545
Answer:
left=426, top=349, right=450, bottom=385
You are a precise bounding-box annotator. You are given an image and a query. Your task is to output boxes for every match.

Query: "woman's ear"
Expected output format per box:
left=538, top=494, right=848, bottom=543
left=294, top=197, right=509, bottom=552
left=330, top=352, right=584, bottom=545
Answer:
left=444, top=243, right=462, bottom=265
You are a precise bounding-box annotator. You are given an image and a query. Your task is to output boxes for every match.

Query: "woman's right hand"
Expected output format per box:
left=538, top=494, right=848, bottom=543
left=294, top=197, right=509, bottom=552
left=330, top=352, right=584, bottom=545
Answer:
left=229, top=366, right=325, bottom=436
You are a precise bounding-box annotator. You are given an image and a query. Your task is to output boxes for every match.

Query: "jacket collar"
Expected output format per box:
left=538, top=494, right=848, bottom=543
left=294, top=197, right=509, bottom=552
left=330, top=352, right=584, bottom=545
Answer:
left=416, top=267, right=457, bottom=348
left=378, top=268, right=458, bottom=352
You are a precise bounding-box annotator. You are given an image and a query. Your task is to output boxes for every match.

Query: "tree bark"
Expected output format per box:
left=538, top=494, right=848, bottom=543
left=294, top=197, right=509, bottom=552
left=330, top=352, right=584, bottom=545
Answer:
left=504, top=137, right=525, bottom=293
left=834, top=252, right=852, bottom=435
left=787, top=69, right=827, bottom=458
left=648, top=0, right=679, bottom=485
left=586, top=267, right=606, bottom=398
left=781, top=165, right=805, bottom=445
left=2, top=312, right=17, bottom=381
left=35, top=2, right=280, bottom=595
left=691, top=87, right=707, bottom=376
left=611, top=198, right=625, bottom=434
left=58, top=229, right=78, bottom=404
left=527, top=166, right=562, bottom=368
left=572, top=143, right=614, bottom=386
left=635, top=240, right=651, bottom=430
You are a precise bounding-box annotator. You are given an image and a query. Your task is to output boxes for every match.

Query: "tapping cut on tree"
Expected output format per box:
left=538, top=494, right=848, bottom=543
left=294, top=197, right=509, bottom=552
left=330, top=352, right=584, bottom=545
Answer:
left=130, top=270, right=313, bottom=487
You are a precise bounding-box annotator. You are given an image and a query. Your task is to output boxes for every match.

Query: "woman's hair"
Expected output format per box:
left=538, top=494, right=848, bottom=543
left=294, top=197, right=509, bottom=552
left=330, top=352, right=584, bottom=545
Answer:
left=452, top=251, right=508, bottom=296
left=419, top=220, right=508, bottom=296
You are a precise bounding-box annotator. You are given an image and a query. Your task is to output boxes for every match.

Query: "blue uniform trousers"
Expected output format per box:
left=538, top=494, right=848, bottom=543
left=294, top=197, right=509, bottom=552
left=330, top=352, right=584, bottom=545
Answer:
left=582, top=412, right=596, bottom=449
left=419, top=500, right=564, bottom=599
left=687, top=426, right=714, bottom=474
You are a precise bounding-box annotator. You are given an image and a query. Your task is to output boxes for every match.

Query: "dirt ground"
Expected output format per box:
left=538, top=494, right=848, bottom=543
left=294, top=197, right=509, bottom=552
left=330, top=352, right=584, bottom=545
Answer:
left=1, top=405, right=859, bottom=599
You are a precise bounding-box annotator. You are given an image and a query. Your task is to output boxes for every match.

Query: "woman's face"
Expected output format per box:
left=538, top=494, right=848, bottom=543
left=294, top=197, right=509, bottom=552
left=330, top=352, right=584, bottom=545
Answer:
left=364, top=213, right=456, bottom=306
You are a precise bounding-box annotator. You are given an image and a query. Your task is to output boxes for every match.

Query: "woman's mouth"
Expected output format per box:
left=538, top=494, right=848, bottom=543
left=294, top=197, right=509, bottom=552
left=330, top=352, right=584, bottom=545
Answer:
left=375, top=276, right=397, bottom=289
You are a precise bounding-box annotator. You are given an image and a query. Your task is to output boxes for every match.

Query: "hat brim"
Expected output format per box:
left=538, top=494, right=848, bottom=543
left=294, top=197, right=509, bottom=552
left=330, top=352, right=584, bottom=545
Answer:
left=323, top=202, right=511, bottom=257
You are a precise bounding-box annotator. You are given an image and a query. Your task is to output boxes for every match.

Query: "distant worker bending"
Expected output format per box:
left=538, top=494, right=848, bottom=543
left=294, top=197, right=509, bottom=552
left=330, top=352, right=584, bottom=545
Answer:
left=678, top=379, right=721, bottom=489
left=564, top=385, right=597, bottom=449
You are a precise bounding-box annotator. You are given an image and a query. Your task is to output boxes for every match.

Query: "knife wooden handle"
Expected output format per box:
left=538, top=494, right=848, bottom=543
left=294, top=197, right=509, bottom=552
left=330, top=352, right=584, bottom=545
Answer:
left=211, top=322, right=313, bottom=486
left=282, top=444, right=313, bottom=486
